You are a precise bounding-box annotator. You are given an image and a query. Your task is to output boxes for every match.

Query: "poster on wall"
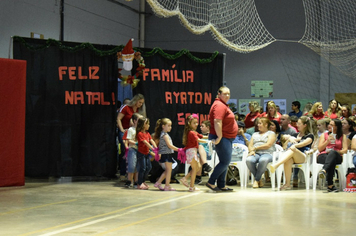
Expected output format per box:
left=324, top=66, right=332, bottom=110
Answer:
left=251, top=80, right=273, bottom=98
left=263, top=99, right=287, bottom=114
left=134, top=49, right=223, bottom=146
left=238, top=99, right=261, bottom=116
left=228, top=98, right=238, bottom=114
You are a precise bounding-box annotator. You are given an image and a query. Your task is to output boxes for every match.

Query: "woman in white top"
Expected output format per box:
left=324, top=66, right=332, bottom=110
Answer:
left=246, top=117, right=276, bottom=188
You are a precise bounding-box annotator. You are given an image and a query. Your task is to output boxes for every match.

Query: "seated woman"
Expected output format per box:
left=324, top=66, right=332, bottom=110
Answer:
left=317, top=119, right=348, bottom=192
left=246, top=117, right=276, bottom=188
left=341, top=105, right=352, bottom=119
left=350, top=131, right=356, bottom=167
left=244, top=101, right=261, bottom=129
left=308, top=102, right=325, bottom=120
left=270, top=120, right=281, bottom=145
left=324, top=99, right=341, bottom=119
left=262, top=101, right=282, bottom=124
left=270, top=116, right=316, bottom=190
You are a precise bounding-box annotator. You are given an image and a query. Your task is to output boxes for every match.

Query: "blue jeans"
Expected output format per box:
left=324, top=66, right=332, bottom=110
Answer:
left=208, top=134, right=233, bottom=188
left=137, top=151, right=152, bottom=185
left=118, top=131, right=127, bottom=176
left=126, top=148, right=137, bottom=173
left=246, top=153, right=273, bottom=181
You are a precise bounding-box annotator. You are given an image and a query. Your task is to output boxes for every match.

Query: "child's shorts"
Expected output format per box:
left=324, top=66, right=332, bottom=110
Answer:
left=186, top=148, right=200, bottom=164
left=159, top=154, right=174, bottom=163
left=126, top=148, right=137, bottom=173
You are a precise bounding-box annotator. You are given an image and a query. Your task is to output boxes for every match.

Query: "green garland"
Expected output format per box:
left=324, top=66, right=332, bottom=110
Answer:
left=13, top=36, right=219, bottom=64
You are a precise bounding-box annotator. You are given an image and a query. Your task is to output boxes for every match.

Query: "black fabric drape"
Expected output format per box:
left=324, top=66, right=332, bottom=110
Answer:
left=134, top=49, right=224, bottom=148
left=13, top=38, right=118, bottom=177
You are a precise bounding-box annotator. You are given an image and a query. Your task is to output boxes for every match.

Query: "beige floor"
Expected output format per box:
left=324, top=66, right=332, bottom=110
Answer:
left=0, top=176, right=355, bottom=236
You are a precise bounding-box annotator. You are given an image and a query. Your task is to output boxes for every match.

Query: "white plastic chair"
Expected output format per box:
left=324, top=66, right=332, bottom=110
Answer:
left=312, top=151, right=346, bottom=191
left=275, top=150, right=312, bottom=190
left=229, top=143, right=248, bottom=187
left=249, top=144, right=283, bottom=190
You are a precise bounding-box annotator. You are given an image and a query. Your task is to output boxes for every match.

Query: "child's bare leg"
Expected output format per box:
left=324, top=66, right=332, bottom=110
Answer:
left=164, top=162, right=172, bottom=187
left=127, top=172, right=133, bottom=184
left=157, top=170, right=166, bottom=184
left=190, top=159, right=198, bottom=188
left=134, top=172, right=138, bottom=182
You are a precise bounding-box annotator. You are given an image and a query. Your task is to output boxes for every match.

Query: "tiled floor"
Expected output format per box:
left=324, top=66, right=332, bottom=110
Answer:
left=0, top=177, right=355, bottom=236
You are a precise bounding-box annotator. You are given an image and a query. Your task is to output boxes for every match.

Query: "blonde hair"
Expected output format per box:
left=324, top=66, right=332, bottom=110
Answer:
left=153, top=118, right=171, bottom=141
left=266, top=101, right=278, bottom=118
left=249, top=101, right=260, bottom=112
left=128, top=94, right=146, bottom=117
left=259, top=117, right=272, bottom=129
left=309, top=102, right=324, bottom=115
left=299, top=116, right=317, bottom=137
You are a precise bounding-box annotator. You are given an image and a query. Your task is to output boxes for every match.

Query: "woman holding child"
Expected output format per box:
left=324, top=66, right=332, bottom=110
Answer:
left=270, top=116, right=316, bottom=190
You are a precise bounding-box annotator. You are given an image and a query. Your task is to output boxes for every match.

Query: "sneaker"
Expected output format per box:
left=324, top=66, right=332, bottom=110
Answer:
left=124, top=181, right=132, bottom=188
left=164, top=185, right=176, bottom=191
left=195, top=178, right=203, bottom=185
left=253, top=181, right=259, bottom=189
left=154, top=182, right=164, bottom=190
left=318, top=169, right=326, bottom=179
left=133, top=182, right=138, bottom=188
left=203, top=164, right=213, bottom=173
left=327, top=185, right=339, bottom=192
left=179, top=177, right=189, bottom=188
left=189, top=186, right=200, bottom=192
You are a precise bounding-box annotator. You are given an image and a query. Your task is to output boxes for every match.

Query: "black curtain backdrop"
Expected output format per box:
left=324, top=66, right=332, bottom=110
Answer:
left=134, top=49, right=224, bottom=148
left=13, top=38, right=118, bottom=177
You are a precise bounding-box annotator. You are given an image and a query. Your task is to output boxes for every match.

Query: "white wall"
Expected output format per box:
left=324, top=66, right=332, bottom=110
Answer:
left=0, top=0, right=140, bottom=58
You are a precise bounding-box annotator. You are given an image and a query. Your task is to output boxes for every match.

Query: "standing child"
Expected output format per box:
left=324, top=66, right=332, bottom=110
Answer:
left=136, top=117, right=157, bottom=190
left=179, top=114, right=207, bottom=192
left=153, top=118, right=180, bottom=191
left=123, top=113, right=142, bottom=188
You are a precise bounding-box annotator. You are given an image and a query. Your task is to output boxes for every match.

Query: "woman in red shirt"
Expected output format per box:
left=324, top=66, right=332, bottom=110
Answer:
left=206, top=86, right=238, bottom=192
left=263, top=101, right=282, bottom=124
left=324, top=99, right=341, bottom=119
left=244, top=101, right=261, bottom=129
left=308, top=102, right=325, bottom=120
left=116, top=94, right=145, bottom=177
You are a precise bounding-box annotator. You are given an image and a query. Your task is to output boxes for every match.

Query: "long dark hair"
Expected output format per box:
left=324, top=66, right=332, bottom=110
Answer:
left=331, top=119, right=343, bottom=139
left=136, top=117, right=149, bottom=140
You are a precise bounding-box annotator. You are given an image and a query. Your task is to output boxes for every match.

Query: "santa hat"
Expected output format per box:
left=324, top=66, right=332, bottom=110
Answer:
left=122, top=38, right=135, bottom=71
left=122, top=38, right=134, bottom=55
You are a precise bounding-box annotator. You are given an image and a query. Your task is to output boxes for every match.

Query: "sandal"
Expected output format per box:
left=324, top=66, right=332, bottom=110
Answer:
left=179, top=178, right=189, bottom=188
left=280, top=185, right=292, bottom=191
left=154, top=182, right=164, bottom=190
left=189, top=186, right=200, bottom=192
left=164, top=185, right=176, bottom=191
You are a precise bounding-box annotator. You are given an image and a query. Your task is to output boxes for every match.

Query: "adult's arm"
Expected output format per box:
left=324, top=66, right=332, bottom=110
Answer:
left=254, top=132, right=276, bottom=151
left=214, top=118, right=223, bottom=145
left=338, top=134, right=348, bottom=155
left=116, top=112, right=125, bottom=133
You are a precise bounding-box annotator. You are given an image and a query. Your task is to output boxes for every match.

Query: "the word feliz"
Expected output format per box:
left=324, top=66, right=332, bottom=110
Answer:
left=58, top=66, right=115, bottom=105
